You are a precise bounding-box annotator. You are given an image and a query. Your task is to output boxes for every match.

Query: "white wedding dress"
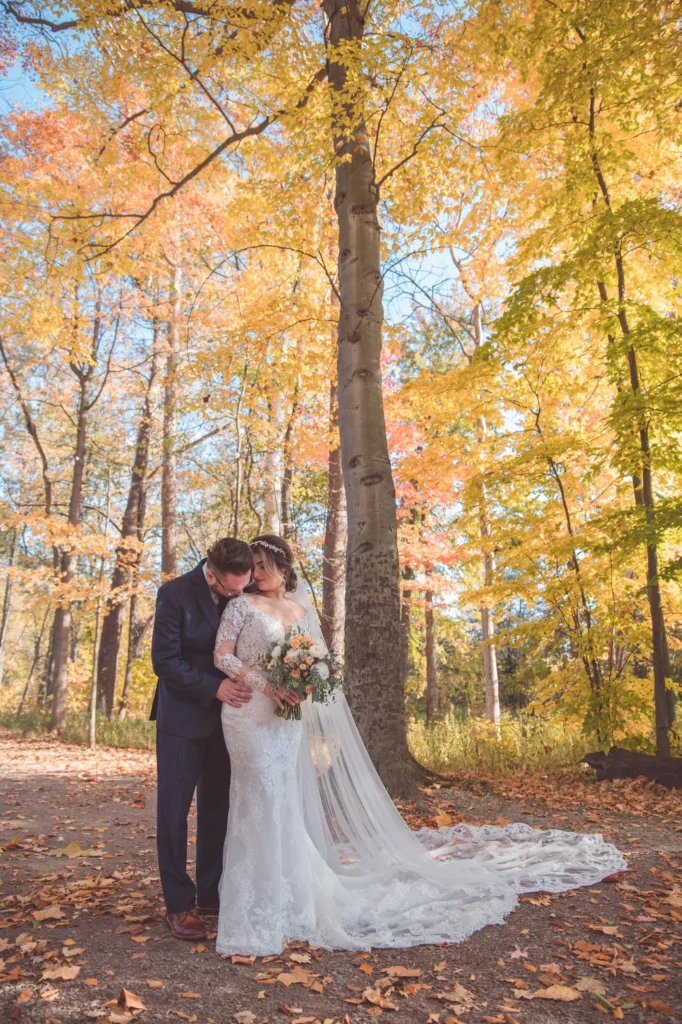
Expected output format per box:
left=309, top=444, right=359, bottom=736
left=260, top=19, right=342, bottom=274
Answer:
left=214, top=595, right=626, bottom=956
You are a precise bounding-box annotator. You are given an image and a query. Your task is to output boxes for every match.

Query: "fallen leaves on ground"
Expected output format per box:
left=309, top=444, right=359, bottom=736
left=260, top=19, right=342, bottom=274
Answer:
left=1, top=735, right=681, bottom=1024
left=513, top=983, right=581, bottom=1001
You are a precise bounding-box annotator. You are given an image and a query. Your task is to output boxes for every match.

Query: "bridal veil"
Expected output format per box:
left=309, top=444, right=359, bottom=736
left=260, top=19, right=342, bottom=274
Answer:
left=292, top=579, right=626, bottom=947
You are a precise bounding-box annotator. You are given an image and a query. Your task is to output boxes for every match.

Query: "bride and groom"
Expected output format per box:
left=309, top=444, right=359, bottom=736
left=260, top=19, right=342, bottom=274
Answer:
left=151, top=534, right=625, bottom=954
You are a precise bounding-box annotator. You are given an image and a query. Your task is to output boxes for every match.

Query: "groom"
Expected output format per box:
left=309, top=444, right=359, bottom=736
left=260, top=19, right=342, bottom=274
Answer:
left=151, top=537, right=254, bottom=940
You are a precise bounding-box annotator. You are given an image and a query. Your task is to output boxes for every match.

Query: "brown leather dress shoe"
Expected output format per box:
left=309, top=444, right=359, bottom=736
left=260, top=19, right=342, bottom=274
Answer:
left=196, top=903, right=219, bottom=917
left=165, top=910, right=208, bottom=941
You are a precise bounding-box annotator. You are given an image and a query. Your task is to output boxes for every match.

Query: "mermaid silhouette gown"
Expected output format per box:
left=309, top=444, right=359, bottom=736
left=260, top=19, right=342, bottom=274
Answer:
left=214, top=595, right=626, bottom=956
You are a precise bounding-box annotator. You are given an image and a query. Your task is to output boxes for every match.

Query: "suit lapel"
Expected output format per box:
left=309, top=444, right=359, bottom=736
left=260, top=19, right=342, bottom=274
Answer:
left=191, top=561, right=220, bottom=628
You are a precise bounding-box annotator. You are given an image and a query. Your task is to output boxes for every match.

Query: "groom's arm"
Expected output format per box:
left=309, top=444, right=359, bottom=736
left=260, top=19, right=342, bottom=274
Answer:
left=151, top=585, right=221, bottom=708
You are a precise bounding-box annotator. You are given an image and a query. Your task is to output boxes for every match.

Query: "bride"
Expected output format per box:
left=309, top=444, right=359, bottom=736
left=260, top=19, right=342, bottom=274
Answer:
left=214, top=534, right=626, bottom=956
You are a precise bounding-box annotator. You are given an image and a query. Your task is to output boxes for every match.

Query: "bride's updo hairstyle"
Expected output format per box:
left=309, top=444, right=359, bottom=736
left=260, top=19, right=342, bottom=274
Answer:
left=249, top=535, right=298, bottom=593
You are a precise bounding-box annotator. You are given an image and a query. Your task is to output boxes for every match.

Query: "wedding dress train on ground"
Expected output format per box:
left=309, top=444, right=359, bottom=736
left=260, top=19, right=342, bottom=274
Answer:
left=215, top=596, right=626, bottom=956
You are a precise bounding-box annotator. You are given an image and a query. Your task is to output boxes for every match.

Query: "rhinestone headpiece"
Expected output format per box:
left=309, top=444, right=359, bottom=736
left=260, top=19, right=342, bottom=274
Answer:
left=250, top=539, right=284, bottom=555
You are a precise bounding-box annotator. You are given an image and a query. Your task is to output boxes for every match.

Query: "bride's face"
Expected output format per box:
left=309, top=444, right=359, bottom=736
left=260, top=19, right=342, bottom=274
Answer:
left=253, top=552, right=284, bottom=594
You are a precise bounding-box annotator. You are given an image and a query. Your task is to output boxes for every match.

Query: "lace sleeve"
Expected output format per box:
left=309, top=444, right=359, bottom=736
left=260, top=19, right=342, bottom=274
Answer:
left=214, top=597, right=269, bottom=693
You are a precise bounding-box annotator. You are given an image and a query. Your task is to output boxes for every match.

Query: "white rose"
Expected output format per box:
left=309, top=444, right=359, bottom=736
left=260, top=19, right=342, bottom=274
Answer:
left=309, top=641, right=328, bottom=659
left=271, top=645, right=282, bottom=660
left=314, top=661, right=330, bottom=681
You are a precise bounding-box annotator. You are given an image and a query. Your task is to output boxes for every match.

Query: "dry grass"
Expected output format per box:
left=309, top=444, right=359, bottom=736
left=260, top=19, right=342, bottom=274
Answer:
left=409, top=710, right=587, bottom=777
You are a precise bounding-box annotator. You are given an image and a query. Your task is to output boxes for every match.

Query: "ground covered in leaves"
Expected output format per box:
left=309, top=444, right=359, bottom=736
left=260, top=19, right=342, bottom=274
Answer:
left=1, top=732, right=681, bottom=1024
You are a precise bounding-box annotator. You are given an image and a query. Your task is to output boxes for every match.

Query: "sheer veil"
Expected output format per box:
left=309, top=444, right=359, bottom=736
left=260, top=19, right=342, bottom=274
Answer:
left=291, top=576, right=627, bottom=942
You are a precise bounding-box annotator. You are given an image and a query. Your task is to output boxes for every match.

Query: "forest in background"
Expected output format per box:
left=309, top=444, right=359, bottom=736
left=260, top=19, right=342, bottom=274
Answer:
left=0, top=0, right=680, bottom=789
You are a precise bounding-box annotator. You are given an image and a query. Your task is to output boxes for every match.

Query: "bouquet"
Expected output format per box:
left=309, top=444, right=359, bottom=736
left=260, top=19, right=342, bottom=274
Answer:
left=266, top=630, right=342, bottom=720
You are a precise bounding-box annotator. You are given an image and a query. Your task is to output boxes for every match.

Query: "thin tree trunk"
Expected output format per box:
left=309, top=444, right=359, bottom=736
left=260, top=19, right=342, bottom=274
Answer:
left=162, top=271, right=180, bottom=578
left=40, top=622, right=55, bottom=707
left=18, top=607, right=50, bottom=715
left=0, top=339, right=58, bottom=707
left=324, top=0, right=420, bottom=795
left=0, top=528, right=20, bottom=686
left=118, top=611, right=153, bottom=720
left=473, top=300, right=501, bottom=728
left=478, top=526, right=501, bottom=725
left=233, top=365, right=248, bottom=538
left=280, top=398, right=298, bottom=541
left=245, top=428, right=263, bottom=535
left=118, top=595, right=138, bottom=721
left=264, top=396, right=282, bottom=533
left=399, top=565, right=415, bottom=686
left=90, top=463, right=112, bottom=748
left=98, top=331, right=160, bottom=715
left=586, top=86, right=674, bottom=755
left=50, top=303, right=101, bottom=731
left=479, top=484, right=501, bottom=727
left=425, top=589, right=439, bottom=721
left=321, top=381, right=346, bottom=654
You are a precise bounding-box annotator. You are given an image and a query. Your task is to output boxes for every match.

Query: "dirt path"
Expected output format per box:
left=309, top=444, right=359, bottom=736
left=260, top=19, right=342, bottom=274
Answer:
left=1, top=733, right=680, bottom=1024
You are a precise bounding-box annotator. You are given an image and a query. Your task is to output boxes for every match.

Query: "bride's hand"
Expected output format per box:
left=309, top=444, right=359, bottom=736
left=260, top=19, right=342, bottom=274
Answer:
left=264, top=681, right=285, bottom=710
left=264, top=682, right=301, bottom=709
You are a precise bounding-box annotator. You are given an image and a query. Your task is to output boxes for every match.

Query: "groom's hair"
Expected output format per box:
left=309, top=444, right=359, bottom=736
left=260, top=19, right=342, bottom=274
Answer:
left=206, top=537, right=253, bottom=577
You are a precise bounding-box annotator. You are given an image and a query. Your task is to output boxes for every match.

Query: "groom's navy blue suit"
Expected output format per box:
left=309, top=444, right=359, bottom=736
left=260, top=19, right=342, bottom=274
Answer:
left=151, top=560, right=231, bottom=913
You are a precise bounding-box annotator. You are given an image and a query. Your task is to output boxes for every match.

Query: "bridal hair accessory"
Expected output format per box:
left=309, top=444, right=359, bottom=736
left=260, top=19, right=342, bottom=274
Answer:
left=250, top=539, right=285, bottom=556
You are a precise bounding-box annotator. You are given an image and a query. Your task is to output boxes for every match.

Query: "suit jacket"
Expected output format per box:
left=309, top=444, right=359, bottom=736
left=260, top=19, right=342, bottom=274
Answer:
left=150, top=561, right=226, bottom=738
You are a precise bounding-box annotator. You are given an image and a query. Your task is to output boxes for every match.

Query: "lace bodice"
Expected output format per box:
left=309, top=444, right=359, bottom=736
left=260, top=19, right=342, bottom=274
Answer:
left=214, top=595, right=307, bottom=691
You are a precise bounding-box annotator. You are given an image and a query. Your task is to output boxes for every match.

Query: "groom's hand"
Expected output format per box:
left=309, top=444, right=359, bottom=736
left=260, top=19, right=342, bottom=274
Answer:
left=216, top=678, right=253, bottom=708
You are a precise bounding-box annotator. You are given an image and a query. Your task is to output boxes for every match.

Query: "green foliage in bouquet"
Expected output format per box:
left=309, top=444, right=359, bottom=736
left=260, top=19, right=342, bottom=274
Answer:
left=265, top=629, right=343, bottom=720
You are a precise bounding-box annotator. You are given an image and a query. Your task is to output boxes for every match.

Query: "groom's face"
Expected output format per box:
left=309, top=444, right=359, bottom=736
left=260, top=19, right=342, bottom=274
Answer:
left=206, top=567, right=252, bottom=599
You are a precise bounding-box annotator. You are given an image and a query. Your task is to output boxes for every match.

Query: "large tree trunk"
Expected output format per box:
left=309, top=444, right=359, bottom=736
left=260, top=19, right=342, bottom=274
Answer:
left=0, top=528, right=20, bottom=687
left=424, top=589, right=439, bottom=721
left=587, top=90, right=674, bottom=755
left=50, top=307, right=100, bottom=731
left=324, top=0, right=421, bottom=795
left=97, top=333, right=159, bottom=715
left=321, top=381, right=346, bottom=654
left=162, top=270, right=180, bottom=578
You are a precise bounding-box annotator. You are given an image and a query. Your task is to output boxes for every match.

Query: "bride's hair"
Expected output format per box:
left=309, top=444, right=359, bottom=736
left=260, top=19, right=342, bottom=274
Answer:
left=249, top=535, right=298, bottom=593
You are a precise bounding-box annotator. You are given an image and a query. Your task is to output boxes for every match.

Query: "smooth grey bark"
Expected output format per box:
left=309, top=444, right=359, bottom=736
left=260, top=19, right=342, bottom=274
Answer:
left=323, top=0, right=420, bottom=795
left=162, top=269, right=180, bottom=578
left=321, top=382, right=346, bottom=654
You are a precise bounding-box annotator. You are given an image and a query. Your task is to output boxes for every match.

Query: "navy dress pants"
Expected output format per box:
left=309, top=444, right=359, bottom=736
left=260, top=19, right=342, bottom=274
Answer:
left=156, top=723, right=231, bottom=913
